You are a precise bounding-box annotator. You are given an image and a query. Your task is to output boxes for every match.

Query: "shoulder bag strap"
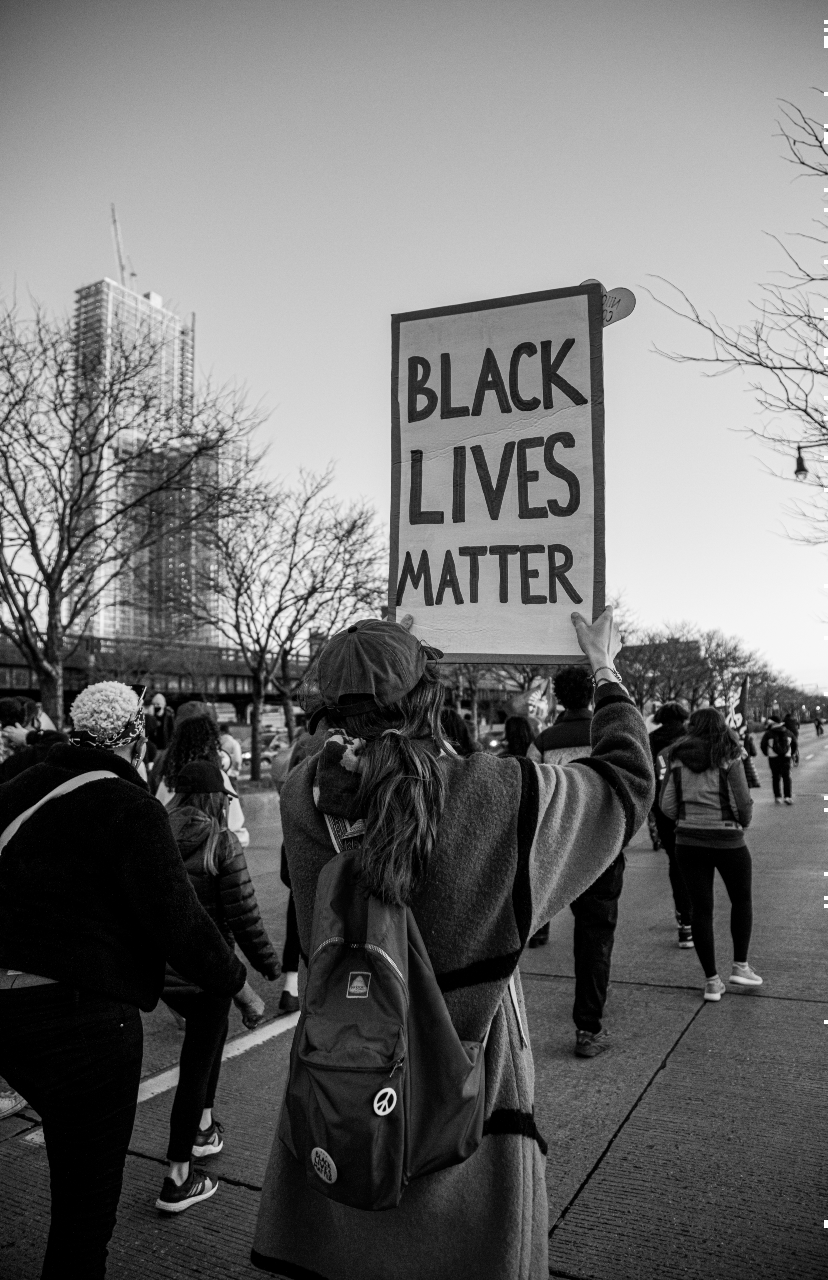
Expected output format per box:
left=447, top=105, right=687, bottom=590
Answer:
left=0, top=771, right=119, bottom=857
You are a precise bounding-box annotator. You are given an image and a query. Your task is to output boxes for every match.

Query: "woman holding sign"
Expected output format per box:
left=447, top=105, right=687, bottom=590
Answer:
left=251, top=607, right=653, bottom=1280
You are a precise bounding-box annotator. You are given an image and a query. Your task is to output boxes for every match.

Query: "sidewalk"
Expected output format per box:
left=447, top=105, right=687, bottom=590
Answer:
left=0, top=737, right=825, bottom=1278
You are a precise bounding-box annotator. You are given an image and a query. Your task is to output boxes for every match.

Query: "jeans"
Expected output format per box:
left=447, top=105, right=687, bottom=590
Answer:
left=161, top=990, right=231, bottom=1162
left=653, top=807, right=693, bottom=926
left=570, top=853, right=625, bottom=1034
left=675, top=844, right=753, bottom=979
left=0, top=983, right=143, bottom=1280
left=768, top=756, right=792, bottom=799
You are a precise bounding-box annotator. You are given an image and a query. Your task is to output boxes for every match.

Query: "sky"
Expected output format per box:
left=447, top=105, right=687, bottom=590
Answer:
left=0, top=0, right=825, bottom=686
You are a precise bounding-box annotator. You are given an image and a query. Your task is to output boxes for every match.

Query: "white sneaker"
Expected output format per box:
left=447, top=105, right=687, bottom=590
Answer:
left=783, top=797, right=793, bottom=806
left=0, top=1089, right=27, bottom=1121
left=730, top=962, right=763, bottom=986
left=704, top=976, right=726, bottom=1001
left=774, top=798, right=782, bottom=805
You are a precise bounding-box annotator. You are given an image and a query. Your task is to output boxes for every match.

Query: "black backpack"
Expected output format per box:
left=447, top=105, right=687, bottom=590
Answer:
left=770, top=727, right=791, bottom=757
left=278, top=814, right=524, bottom=1211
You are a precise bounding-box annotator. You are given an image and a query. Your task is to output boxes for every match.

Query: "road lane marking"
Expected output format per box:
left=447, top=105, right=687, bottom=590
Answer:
left=21, top=1011, right=301, bottom=1144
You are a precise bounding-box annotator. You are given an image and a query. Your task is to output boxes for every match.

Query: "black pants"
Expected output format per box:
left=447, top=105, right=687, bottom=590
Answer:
left=0, top=983, right=143, bottom=1280
left=768, top=756, right=792, bottom=799
left=282, top=892, right=301, bottom=973
left=570, top=853, right=625, bottom=1034
left=675, top=844, right=753, bottom=979
left=653, top=807, right=693, bottom=925
left=162, top=990, right=231, bottom=1162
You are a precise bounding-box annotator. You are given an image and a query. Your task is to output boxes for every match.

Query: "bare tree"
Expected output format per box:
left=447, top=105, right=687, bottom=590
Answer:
left=0, top=300, right=260, bottom=724
left=196, top=470, right=384, bottom=779
left=647, top=96, right=828, bottom=537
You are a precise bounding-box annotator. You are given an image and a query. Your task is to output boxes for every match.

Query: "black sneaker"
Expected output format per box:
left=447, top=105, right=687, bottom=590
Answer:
left=278, top=990, right=300, bottom=1015
left=575, top=1029, right=610, bottom=1058
left=156, top=1167, right=218, bottom=1214
left=192, top=1117, right=224, bottom=1158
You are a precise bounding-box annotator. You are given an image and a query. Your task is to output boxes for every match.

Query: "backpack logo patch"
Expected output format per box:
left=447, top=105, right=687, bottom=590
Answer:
left=347, top=971, right=371, bottom=998
left=311, top=1146, right=337, bottom=1184
left=373, top=1086, right=397, bottom=1117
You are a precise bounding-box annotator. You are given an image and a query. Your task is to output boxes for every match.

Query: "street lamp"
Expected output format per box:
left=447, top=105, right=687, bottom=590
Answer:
left=794, top=446, right=808, bottom=481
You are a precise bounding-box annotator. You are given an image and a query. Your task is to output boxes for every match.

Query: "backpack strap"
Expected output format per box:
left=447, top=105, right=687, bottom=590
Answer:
left=0, top=771, right=119, bottom=858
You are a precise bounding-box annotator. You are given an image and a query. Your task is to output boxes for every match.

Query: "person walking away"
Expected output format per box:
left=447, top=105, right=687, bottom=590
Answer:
left=760, top=716, right=798, bottom=805
left=158, top=761, right=280, bottom=1212
left=649, top=702, right=694, bottom=948
left=251, top=610, right=654, bottom=1280
left=219, top=722, right=243, bottom=782
left=156, top=713, right=250, bottom=845
left=813, top=713, right=824, bottom=738
left=276, top=725, right=328, bottom=1015
left=440, top=707, right=481, bottom=756
left=0, top=682, right=249, bottom=1279
left=146, top=692, right=176, bottom=751
left=498, top=715, right=534, bottom=759
left=660, top=707, right=761, bottom=1002
left=527, top=667, right=626, bottom=1060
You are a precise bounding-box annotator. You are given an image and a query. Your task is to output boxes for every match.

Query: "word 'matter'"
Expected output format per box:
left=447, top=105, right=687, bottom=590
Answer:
left=396, top=544, right=582, bottom=607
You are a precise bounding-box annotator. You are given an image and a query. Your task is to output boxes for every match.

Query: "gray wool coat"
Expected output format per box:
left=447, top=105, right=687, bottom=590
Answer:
left=252, top=686, right=653, bottom=1280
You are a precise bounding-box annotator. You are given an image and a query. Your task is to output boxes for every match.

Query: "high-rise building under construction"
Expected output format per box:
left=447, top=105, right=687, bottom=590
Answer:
left=74, top=277, right=216, bottom=643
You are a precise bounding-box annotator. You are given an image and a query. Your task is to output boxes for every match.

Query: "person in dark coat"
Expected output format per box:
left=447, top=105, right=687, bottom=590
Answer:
left=157, top=761, right=280, bottom=1213
left=278, top=725, right=329, bottom=1015
left=760, top=716, right=799, bottom=804
left=649, top=702, right=693, bottom=948
left=499, top=714, right=534, bottom=759
left=145, top=691, right=176, bottom=751
left=0, top=681, right=248, bottom=1279
left=440, top=706, right=480, bottom=757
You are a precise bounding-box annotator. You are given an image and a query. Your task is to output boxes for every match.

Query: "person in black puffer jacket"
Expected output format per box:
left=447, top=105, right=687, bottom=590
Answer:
left=157, top=761, right=280, bottom=1214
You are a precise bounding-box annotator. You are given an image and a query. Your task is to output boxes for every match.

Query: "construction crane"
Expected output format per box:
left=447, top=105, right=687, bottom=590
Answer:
left=110, top=204, right=137, bottom=291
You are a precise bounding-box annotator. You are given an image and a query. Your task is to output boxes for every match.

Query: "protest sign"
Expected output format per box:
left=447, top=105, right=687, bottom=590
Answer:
left=389, top=283, right=605, bottom=662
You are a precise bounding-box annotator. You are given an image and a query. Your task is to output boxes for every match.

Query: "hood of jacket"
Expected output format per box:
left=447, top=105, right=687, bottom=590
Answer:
left=167, top=805, right=214, bottom=855
left=669, top=736, right=714, bottom=773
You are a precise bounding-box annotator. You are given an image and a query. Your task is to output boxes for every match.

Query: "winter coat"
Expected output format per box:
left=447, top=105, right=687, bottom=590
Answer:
left=659, top=737, right=753, bottom=850
left=251, top=686, right=654, bottom=1280
left=0, top=743, right=246, bottom=1010
left=526, top=707, right=592, bottom=765
left=648, top=721, right=688, bottom=816
left=164, top=806, right=279, bottom=995
left=760, top=722, right=798, bottom=762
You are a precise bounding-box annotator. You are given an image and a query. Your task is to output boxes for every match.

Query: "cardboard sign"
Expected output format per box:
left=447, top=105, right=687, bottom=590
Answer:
left=390, top=284, right=605, bottom=663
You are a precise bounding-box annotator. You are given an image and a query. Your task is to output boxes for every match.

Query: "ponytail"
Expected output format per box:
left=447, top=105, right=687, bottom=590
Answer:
left=336, top=666, right=448, bottom=906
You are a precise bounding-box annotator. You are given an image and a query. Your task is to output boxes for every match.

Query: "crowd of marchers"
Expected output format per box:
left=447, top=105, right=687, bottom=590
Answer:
left=0, top=609, right=804, bottom=1280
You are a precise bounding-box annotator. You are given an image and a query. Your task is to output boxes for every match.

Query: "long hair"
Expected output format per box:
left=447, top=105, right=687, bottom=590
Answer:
left=162, top=717, right=221, bottom=789
left=333, top=665, right=449, bottom=907
left=440, top=707, right=477, bottom=757
left=681, top=707, right=741, bottom=767
left=166, top=790, right=228, bottom=875
left=503, top=715, right=534, bottom=758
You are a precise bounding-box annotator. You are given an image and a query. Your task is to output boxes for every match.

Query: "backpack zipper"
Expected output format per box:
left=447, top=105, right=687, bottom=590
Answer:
left=388, top=1055, right=405, bottom=1077
left=310, top=938, right=406, bottom=990
left=310, top=936, right=345, bottom=963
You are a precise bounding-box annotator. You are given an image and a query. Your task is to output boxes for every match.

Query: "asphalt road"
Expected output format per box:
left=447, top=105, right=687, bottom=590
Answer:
left=1, top=731, right=825, bottom=1278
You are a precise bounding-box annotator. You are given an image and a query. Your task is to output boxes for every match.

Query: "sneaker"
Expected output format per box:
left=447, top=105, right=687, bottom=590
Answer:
left=774, top=798, right=782, bottom=805
left=729, top=962, right=763, bottom=987
left=678, top=925, right=694, bottom=949
left=704, top=976, right=726, bottom=1001
left=575, top=1029, right=610, bottom=1058
left=156, top=1167, right=218, bottom=1214
left=192, top=1118, right=224, bottom=1158
left=0, top=1089, right=27, bottom=1121
left=784, top=797, right=793, bottom=806
left=278, top=990, right=300, bottom=1016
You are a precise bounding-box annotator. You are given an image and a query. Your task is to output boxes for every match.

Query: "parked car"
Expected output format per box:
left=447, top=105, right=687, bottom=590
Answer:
left=241, top=732, right=286, bottom=765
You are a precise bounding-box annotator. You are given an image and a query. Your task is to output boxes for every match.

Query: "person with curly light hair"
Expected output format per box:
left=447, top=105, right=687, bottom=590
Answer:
left=0, top=679, right=252, bottom=1276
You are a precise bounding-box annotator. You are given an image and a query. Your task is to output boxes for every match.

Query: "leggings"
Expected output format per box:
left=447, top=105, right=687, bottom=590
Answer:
left=162, top=990, right=231, bottom=1162
left=675, top=844, right=753, bottom=979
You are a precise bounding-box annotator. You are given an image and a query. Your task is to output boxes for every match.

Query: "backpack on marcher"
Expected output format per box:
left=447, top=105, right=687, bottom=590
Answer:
left=278, top=813, right=525, bottom=1211
left=770, top=727, right=791, bottom=757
